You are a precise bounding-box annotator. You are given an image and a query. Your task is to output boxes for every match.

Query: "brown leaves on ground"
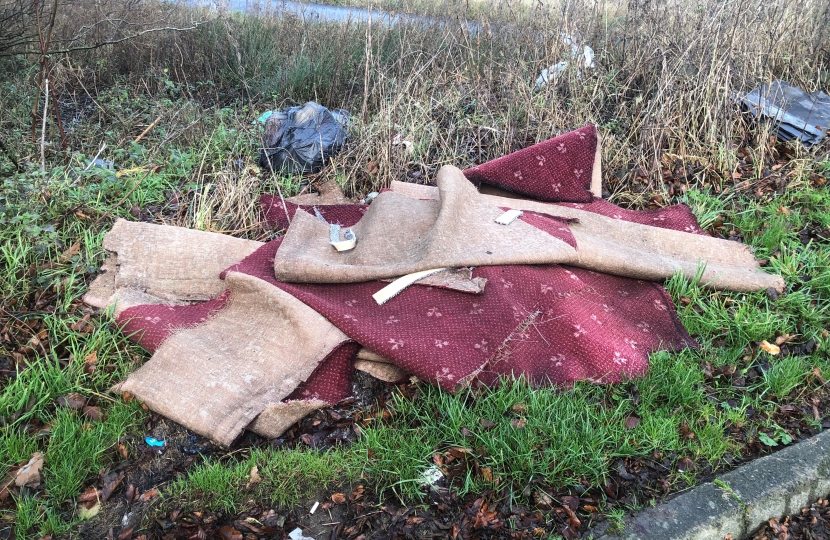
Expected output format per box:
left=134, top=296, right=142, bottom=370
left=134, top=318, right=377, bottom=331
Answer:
left=557, top=495, right=582, bottom=539
left=479, top=418, right=496, bottom=430
left=349, top=485, right=365, bottom=502
left=78, top=471, right=126, bottom=517
left=245, top=465, right=261, bottom=489
left=0, top=453, right=44, bottom=500
left=759, top=340, right=780, bottom=355
left=83, top=350, right=98, bottom=374
left=14, top=452, right=44, bottom=488
left=139, top=487, right=159, bottom=502
left=624, top=415, right=640, bottom=430
left=752, top=497, right=830, bottom=539
left=218, top=525, right=243, bottom=540
left=82, top=405, right=102, bottom=421
left=56, top=392, right=86, bottom=410
left=59, top=241, right=81, bottom=263
left=511, top=402, right=528, bottom=414
left=676, top=457, right=697, bottom=473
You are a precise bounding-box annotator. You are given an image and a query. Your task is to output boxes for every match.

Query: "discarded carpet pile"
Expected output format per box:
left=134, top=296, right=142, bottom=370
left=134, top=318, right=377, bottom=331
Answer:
left=85, top=125, right=784, bottom=446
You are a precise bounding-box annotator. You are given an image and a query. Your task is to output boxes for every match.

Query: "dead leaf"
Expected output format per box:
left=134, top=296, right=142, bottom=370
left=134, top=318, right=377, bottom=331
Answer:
left=534, top=490, right=553, bottom=510
left=760, top=340, right=780, bottom=355
left=511, top=417, right=527, bottom=429
left=139, top=487, right=159, bottom=502
left=775, top=334, right=795, bottom=346
left=117, top=526, right=135, bottom=540
left=561, top=495, right=579, bottom=510
left=777, top=206, right=791, bottom=216
left=56, top=392, right=86, bottom=410
left=15, top=452, right=44, bottom=488
left=78, top=501, right=101, bottom=520
left=218, top=525, right=243, bottom=540
left=481, top=467, right=493, bottom=483
left=366, top=161, right=379, bottom=176
left=117, top=442, right=129, bottom=459
left=82, top=406, right=102, bottom=422
left=676, top=457, right=696, bottom=472
left=624, top=416, right=640, bottom=430
left=349, top=485, right=365, bottom=501
left=77, top=486, right=100, bottom=503
left=714, top=364, right=737, bottom=377
left=680, top=419, right=696, bottom=439
left=511, top=402, right=528, bottom=414
left=471, top=498, right=500, bottom=529
left=121, top=391, right=135, bottom=403
left=59, top=241, right=81, bottom=262
left=0, top=469, right=18, bottom=500
left=245, top=466, right=261, bottom=489
left=331, top=493, right=346, bottom=504
left=561, top=503, right=581, bottom=531
left=479, top=418, right=496, bottom=430
left=460, top=426, right=473, bottom=437
left=84, top=351, right=98, bottom=374
left=100, top=472, right=125, bottom=502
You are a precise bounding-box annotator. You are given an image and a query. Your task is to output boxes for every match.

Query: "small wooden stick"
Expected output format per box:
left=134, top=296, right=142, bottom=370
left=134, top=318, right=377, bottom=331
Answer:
left=41, top=78, right=49, bottom=172
left=134, top=115, right=162, bottom=143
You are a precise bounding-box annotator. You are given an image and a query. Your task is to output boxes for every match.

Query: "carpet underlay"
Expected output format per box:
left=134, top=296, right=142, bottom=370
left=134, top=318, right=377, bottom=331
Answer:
left=84, top=125, right=783, bottom=446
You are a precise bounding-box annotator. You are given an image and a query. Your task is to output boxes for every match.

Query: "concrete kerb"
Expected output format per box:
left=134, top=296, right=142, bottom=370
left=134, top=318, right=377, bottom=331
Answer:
left=585, top=429, right=830, bottom=540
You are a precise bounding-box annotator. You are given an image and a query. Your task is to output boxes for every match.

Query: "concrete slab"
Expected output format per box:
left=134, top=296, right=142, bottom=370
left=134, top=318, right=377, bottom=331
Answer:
left=587, top=429, right=830, bottom=540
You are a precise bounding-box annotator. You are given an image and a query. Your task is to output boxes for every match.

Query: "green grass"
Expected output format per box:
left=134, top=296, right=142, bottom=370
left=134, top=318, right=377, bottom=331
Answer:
left=0, top=146, right=159, bottom=539
left=353, top=356, right=731, bottom=501
left=167, top=448, right=355, bottom=512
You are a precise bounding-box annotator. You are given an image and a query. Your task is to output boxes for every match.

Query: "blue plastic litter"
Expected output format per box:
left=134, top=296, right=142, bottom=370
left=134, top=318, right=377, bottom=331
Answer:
left=255, top=110, right=273, bottom=124
left=145, top=436, right=165, bottom=447
left=88, top=158, right=115, bottom=170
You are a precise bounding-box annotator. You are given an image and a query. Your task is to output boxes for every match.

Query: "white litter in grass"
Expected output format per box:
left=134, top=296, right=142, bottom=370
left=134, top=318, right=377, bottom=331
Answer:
left=535, top=33, right=595, bottom=91
left=309, top=501, right=320, bottom=514
left=289, top=527, right=316, bottom=540
left=419, top=465, right=444, bottom=487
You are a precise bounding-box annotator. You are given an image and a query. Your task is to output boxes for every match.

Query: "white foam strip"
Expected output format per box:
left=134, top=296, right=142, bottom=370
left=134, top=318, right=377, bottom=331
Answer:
left=495, top=209, right=523, bottom=225
left=372, top=268, right=447, bottom=305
